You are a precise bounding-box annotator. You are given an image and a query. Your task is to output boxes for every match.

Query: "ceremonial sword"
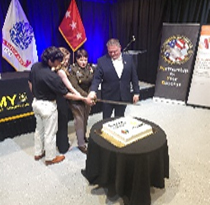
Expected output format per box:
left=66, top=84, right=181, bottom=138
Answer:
left=95, top=98, right=141, bottom=106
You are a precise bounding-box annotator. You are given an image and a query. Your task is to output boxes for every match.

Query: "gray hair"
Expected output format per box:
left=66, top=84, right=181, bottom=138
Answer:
left=106, top=38, right=121, bottom=47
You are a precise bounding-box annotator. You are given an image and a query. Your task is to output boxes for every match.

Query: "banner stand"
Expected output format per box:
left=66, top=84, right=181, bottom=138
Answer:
left=154, top=23, right=200, bottom=104
left=187, top=25, right=210, bottom=108
left=153, top=97, right=185, bottom=105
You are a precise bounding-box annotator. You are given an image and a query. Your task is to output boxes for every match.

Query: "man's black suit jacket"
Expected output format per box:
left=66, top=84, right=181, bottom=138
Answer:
left=90, top=53, right=140, bottom=102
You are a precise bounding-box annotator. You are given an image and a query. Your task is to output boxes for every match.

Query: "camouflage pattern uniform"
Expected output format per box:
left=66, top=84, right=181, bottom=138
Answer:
left=68, top=63, right=95, bottom=147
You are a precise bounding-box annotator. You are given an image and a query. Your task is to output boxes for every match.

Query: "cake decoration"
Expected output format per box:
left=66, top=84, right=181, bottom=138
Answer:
left=99, top=117, right=153, bottom=147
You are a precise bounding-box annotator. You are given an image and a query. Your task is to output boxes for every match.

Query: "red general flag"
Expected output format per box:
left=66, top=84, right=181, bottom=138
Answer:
left=59, top=0, right=87, bottom=52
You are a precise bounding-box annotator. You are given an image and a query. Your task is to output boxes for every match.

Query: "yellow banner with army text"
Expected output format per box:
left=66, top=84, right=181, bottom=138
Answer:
left=0, top=77, right=33, bottom=123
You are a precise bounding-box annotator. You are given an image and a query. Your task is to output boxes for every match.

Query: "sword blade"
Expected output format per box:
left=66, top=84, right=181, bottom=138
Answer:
left=96, top=98, right=141, bottom=106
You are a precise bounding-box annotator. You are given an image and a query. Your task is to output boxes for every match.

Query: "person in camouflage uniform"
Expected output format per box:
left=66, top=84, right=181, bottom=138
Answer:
left=68, top=49, right=95, bottom=154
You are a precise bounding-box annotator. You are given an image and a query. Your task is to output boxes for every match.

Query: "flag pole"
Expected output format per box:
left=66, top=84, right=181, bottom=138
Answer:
left=72, top=51, right=75, bottom=64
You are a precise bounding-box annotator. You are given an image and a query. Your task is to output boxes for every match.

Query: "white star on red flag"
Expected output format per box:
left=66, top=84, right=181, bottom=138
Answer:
left=65, top=11, right=71, bottom=18
left=76, top=33, right=82, bottom=40
left=70, top=21, right=77, bottom=30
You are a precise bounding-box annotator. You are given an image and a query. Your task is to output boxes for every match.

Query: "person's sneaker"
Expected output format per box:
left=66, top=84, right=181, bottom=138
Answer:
left=78, top=146, right=88, bottom=154
left=45, top=155, right=65, bottom=165
left=34, top=152, right=45, bottom=161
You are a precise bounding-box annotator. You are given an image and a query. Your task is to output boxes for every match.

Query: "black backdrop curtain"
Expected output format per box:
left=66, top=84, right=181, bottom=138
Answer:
left=1, top=0, right=210, bottom=83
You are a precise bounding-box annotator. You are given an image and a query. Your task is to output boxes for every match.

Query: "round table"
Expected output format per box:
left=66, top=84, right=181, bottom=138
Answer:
left=83, top=117, right=169, bottom=205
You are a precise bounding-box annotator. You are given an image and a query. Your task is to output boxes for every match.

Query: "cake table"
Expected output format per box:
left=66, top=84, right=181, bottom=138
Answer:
left=82, top=117, right=169, bottom=205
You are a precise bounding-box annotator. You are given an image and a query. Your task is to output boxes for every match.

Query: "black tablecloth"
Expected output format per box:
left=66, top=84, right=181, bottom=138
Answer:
left=0, top=72, right=35, bottom=140
left=0, top=72, right=102, bottom=141
left=83, top=118, right=169, bottom=205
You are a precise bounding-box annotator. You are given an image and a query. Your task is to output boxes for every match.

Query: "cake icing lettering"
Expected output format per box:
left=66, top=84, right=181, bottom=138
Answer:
left=108, top=121, right=126, bottom=129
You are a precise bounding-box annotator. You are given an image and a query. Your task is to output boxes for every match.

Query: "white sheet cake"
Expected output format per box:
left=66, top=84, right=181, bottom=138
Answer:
left=102, top=117, right=153, bottom=145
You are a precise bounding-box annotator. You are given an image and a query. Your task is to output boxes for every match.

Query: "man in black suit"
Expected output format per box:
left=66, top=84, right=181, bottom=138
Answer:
left=88, top=38, right=140, bottom=119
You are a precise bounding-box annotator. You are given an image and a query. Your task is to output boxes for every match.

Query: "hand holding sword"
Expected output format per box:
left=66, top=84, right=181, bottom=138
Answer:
left=87, top=91, right=141, bottom=106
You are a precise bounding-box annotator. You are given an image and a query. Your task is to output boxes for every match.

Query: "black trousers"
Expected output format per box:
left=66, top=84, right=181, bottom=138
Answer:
left=102, top=103, right=126, bottom=119
left=56, top=96, right=70, bottom=154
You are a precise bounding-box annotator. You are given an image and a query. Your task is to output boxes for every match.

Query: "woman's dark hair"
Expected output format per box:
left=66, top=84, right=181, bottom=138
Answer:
left=75, top=49, right=88, bottom=59
left=41, top=46, right=64, bottom=65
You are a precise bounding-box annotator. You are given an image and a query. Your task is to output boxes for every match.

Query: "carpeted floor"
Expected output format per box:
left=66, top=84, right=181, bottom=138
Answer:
left=0, top=98, right=210, bottom=205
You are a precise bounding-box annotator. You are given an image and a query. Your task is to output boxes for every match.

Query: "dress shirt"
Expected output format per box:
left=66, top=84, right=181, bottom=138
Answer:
left=112, top=54, right=124, bottom=78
